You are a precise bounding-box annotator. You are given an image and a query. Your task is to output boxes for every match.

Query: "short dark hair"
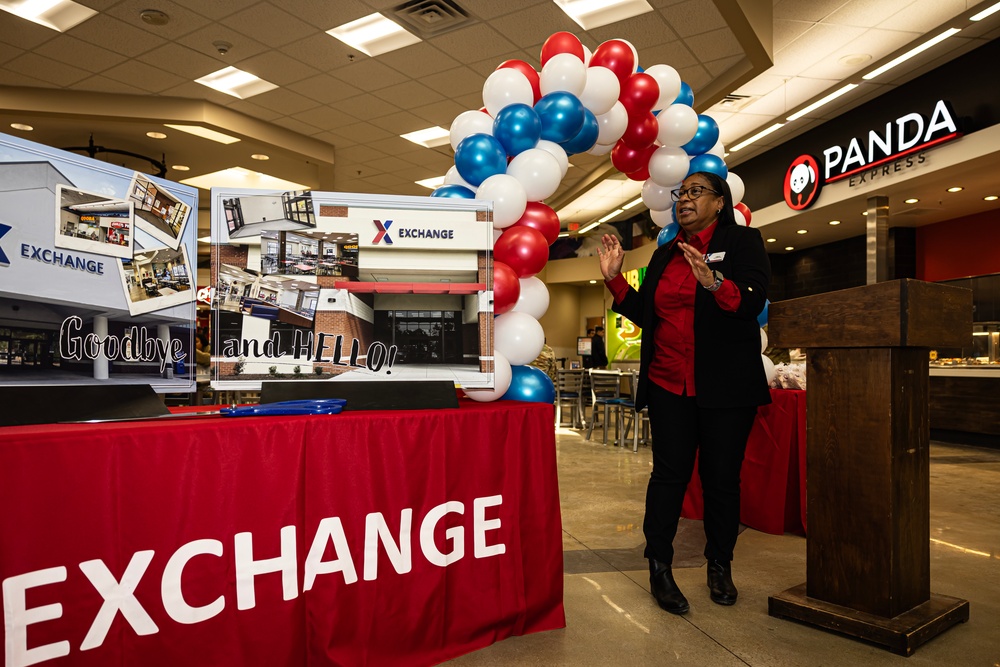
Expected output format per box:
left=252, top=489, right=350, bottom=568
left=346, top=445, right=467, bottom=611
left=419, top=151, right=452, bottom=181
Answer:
left=690, top=171, right=738, bottom=227
left=595, top=326, right=604, bottom=332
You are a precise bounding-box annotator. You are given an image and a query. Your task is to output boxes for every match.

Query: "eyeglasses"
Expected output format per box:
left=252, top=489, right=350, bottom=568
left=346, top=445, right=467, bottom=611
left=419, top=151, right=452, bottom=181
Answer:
left=670, top=186, right=720, bottom=201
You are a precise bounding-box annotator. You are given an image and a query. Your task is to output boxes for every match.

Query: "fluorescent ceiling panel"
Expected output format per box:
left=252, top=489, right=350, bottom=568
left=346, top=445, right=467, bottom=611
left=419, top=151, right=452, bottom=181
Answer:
left=327, top=13, right=421, bottom=57
left=553, top=0, right=653, bottom=30
left=0, top=0, right=96, bottom=31
left=401, top=126, right=450, bottom=148
left=164, top=124, right=241, bottom=145
left=194, top=67, right=278, bottom=99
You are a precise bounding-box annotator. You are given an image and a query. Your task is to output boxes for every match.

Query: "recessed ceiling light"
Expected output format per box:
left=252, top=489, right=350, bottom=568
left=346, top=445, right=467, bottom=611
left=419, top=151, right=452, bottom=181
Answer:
left=400, top=126, right=450, bottom=148
left=557, top=232, right=570, bottom=238
left=171, top=165, right=190, bottom=171
left=766, top=238, right=776, bottom=242
left=0, top=0, right=96, bottom=31
left=730, top=122, right=785, bottom=152
left=622, top=197, right=643, bottom=210
left=250, top=153, right=269, bottom=161
left=10, top=123, right=33, bottom=131
left=971, top=2, right=1000, bottom=21
left=904, top=198, right=919, bottom=204
left=862, top=28, right=962, bottom=81
left=796, top=229, right=807, bottom=234
left=828, top=220, right=841, bottom=225
left=554, top=0, right=654, bottom=30
left=194, top=67, right=277, bottom=99
left=785, top=246, right=794, bottom=251
left=179, top=167, right=308, bottom=191
left=946, top=186, right=963, bottom=193
left=589, top=280, right=597, bottom=284
left=416, top=176, right=446, bottom=190
left=985, top=195, right=999, bottom=201
left=326, top=13, right=420, bottom=57
left=146, top=131, right=167, bottom=139
left=164, top=124, right=240, bottom=144
left=598, top=209, right=624, bottom=223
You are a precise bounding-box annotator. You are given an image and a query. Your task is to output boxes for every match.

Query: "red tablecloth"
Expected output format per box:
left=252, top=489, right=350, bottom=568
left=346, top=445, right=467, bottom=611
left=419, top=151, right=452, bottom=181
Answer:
left=0, top=399, right=564, bottom=667
left=681, top=389, right=807, bottom=535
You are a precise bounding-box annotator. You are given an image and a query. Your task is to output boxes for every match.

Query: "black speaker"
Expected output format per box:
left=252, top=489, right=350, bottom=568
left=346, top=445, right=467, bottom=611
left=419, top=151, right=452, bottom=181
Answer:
left=260, top=380, right=459, bottom=411
left=0, top=384, right=170, bottom=426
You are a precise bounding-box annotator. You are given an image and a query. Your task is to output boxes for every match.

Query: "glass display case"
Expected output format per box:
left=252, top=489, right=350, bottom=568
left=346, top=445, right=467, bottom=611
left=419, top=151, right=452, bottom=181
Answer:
left=930, top=322, right=1000, bottom=369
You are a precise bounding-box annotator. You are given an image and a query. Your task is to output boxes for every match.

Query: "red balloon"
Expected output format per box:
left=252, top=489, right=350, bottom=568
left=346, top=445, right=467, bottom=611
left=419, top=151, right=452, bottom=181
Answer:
left=494, top=226, right=549, bottom=278
left=620, top=73, right=659, bottom=118
left=493, top=261, right=521, bottom=314
left=735, top=202, right=752, bottom=226
left=513, top=201, right=560, bottom=245
left=620, top=112, right=658, bottom=149
left=590, top=39, right=635, bottom=86
left=627, top=165, right=651, bottom=182
left=498, top=59, right=541, bottom=104
left=540, top=31, right=584, bottom=66
left=611, top=140, right=656, bottom=176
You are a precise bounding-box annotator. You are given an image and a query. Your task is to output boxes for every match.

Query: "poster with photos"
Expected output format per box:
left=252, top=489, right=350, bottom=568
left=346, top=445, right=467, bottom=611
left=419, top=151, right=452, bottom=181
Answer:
left=127, top=172, right=193, bottom=250
left=53, top=185, right=134, bottom=260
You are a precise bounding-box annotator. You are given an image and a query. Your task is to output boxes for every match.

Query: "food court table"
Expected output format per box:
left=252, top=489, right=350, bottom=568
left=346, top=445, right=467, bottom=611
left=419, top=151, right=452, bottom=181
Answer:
left=0, top=399, right=565, bottom=667
left=682, top=389, right=807, bottom=535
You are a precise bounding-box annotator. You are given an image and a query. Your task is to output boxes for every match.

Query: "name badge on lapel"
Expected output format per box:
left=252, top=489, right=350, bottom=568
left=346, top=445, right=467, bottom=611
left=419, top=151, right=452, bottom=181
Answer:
left=704, top=252, right=726, bottom=263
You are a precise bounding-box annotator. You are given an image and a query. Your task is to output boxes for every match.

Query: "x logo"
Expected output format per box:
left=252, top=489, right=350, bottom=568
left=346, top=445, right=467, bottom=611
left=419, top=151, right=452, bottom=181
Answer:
left=372, top=220, right=393, bottom=245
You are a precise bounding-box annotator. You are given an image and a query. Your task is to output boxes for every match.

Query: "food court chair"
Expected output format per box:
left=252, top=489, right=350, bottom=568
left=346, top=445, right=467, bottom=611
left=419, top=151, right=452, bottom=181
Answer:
left=585, top=369, right=627, bottom=445
left=619, top=370, right=650, bottom=452
left=554, top=369, right=584, bottom=428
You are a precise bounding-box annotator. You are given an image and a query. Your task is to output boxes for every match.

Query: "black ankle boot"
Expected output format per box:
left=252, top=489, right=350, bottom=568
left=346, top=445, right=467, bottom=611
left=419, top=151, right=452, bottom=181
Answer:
left=649, top=558, right=689, bottom=614
left=706, top=559, right=737, bottom=605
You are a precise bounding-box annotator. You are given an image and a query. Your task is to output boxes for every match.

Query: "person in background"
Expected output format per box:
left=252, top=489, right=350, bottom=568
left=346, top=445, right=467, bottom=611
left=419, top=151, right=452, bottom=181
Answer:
left=530, top=338, right=558, bottom=382
left=195, top=332, right=211, bottom=373
left=582, top=328, right=595, bottom=368
left=590, top=326, right=609, bottom=369
left=597, top=170, right=771, bottom=616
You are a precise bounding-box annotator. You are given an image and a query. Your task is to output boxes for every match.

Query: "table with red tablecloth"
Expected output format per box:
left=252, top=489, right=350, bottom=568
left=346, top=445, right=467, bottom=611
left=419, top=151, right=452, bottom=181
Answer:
left=681, top=388, right=807, bottom=535
left=0, top=399, right=564, bottom=667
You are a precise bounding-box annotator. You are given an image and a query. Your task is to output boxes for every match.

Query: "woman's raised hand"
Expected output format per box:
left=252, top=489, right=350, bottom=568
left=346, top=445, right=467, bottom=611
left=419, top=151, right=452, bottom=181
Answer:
left=597, top=234, right=625, bottom=281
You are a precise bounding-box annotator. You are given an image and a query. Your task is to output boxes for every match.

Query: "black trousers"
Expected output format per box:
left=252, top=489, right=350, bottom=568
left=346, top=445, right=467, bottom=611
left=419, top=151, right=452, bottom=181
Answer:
left=642, top=381, right=758, bottom=564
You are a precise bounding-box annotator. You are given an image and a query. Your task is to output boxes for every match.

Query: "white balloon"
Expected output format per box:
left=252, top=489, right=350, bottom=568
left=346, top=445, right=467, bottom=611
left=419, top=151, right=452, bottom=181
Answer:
left=511, top=276, right=550, bottom=319
left=495, top=311, right=545, bottom=366
left=644, top=64, right=681, bottom=111
left=450, top=110, right=493, bottom=151
left=648, top=145, right=690, bottom=188
left=582, top=44, right=592, bottom=66
left=588, top=141, right=615, bottom=156
left=642, top=178, right=674, bottom=212
left=540, top=52, right=587, bottom=97
left=707, top=138, right=726, bottom=159
left=477, top=174, right=528, bottom=229
left=734, top=209, right=747, bottom=226
left=656, top=104, right=698, bottom=147
left=650, top=207, right=675, bottom=228
left=535, top=139, right=569, bottom=178
left=579, top=66, right=620, bottom=116
left=760, top=327, right=768, bottom=354
left=620, top=39, right=639, bottom=74
left=595, top=102, right=628, bottom=145
left=482, top=68, right=534, bottom=118
left=444, top=165, right=475, bottom=190
left=506, top=149, right=562, bottom=202
left=761, top=354, right=776, bottom=386
left=492, top=227, right=504, bottom=245
left=464, top=350, right=512, bottom=402
left=727, top=171, right=745, bottom=205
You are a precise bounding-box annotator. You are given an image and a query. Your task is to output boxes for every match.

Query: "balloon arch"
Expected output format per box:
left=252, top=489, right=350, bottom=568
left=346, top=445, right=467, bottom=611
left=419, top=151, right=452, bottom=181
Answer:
left=440, top=32, right=766, bottom=402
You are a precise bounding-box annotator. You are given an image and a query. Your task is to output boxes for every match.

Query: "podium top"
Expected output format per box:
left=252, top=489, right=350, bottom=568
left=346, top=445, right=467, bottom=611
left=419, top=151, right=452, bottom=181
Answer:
left=768, top=279, right=972, bottom=349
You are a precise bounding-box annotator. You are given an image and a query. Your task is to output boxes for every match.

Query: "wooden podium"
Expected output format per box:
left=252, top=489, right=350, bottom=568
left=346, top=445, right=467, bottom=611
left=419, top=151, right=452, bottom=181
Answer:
left=766, top=279, right=972, bottom=656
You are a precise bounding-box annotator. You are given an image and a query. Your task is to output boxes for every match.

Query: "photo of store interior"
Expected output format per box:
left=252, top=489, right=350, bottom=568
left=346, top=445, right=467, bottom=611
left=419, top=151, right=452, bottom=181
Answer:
left=260, top=229, right=358, bottom=277
left=129, top=174, right=190, bottom=241
left=57, top=187, right=131, bottom=247
left=124, top=246, right=191, bottom=301
left=224, top=190, right=315, bottom=240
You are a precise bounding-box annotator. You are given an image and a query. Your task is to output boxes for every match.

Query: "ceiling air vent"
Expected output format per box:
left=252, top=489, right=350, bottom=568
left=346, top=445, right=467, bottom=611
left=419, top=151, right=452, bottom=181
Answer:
left=390, top=0, right=474, bottom=38
left=713, top=94, right=757, bottom=112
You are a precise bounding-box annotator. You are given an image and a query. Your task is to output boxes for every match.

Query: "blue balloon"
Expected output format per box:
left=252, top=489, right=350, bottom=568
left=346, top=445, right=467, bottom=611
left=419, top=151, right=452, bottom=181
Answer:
left=757, top=300, right=769, bottom=328
left=657, top=221, right=679, bottom=246
left=559, top=108, right=598, bottom=155
left=534, top=92, right=585, bottom=144
left=454, top=133, right=508, bottom=187
left=430, top=184, right=475, bottom=198
left=674, top=81, right=694, bottom=107
left=493, top=103, right=541, bottom=157
left=502, top=365, right=555, bottom=403
left=682, top=115, right=720, bottom=156
left=687, top=153, right=728, bottom=180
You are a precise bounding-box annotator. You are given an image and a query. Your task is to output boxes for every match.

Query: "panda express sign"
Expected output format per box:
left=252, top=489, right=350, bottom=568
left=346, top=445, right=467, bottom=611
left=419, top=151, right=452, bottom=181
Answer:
left=783, top=99, right=960, bottom=210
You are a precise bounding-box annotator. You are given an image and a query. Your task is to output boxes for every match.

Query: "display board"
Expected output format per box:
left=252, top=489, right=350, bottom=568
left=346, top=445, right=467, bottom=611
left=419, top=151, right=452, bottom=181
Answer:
left=0, top=132, right=198, bottom=390
left=210, top=188, right=496, bottom=389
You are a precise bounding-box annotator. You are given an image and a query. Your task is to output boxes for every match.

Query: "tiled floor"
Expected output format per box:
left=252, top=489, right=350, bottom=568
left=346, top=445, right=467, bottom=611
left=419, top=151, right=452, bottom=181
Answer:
left=448, top=427, right=1000, bottom=666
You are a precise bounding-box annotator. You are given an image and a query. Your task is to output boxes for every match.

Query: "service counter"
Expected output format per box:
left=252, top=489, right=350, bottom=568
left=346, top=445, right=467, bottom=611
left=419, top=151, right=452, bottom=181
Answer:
left=929, top=366, right=1000, bottom=440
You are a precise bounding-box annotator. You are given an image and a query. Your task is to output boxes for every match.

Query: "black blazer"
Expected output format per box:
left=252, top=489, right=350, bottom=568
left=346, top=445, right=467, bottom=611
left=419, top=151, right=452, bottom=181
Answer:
left=612, top=223, right=772, bottom=410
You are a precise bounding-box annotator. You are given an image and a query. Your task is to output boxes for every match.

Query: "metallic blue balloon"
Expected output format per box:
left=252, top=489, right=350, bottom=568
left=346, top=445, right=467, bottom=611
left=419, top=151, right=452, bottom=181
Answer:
left=454, top=133, right=508, bottom=187
left=430, top=184, right=475, bottom=198
left=682, top=114, right=720, bottom=156
left=757, top=300, right=769, bottom=328
left=534, top=92, right=585, bottom=144
left=501, top=365, right=555, bottom=403
left=493, top=103, right=541, bottom=157
left=673, top=81, right=694, bottom=107
left=559, top=108, right=598, bottom=155
left=687, top=153, right=728, bottom=180
left=657, top=221, right=679, bottom=246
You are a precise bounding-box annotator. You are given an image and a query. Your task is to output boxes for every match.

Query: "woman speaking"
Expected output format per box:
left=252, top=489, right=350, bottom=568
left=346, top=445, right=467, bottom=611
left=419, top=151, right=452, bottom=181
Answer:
left=598, top=171, right=771, bottom=615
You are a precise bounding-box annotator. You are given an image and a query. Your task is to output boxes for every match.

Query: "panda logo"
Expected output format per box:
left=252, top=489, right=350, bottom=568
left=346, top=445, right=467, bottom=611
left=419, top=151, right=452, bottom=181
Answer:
left=783, top=155, right=822, bottom=211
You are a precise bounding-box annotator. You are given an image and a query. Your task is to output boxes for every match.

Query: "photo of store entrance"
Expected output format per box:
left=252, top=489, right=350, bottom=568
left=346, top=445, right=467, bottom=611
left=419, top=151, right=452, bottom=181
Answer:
left=0, top=328, right=59, bottom=370
left=375, top=310, right=464, bottom=365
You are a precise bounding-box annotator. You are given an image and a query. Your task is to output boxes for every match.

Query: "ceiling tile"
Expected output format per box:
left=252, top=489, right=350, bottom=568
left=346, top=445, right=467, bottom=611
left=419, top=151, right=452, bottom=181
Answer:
left=588, top=12, right=676, bottom=50
left=224, top=99, right=285, bottom=122
left=685, top=27, right=742, bottom=62
left=334, top=93, right=402, bottom=121
left=772, top=23, right=867, bottom=76
left=410, top=99, right=468, bottom=127
left=292, top=105, right=357, bottom=132
left=773, top=0, right=854, bottom=23
left=0, top=42, right=24, bottom=67
left=705, top=54, right=745, bottom=77
left=733, top=73, right=788, bottom=97
left=459, top=0, right=550, bottom=21
left=825, top=0, right=919, bottom=29
left=364, top=155, right=414, bottom=174
left=336, top=143, right=390, bottom=165
left=68, top=15, right=167, bottom=57
left=800, top=28, right=918, bottom=80
left=875, top=0, right=967, bottom=33
left=773, top=19, right=817, bottom=53
left=0, top=67, right=58, bottom=88
left=234, top=51, right=323, bottom=86
left=271, top=116, right=323, bottom=136
left=223, top=4, right=322, bottom=49
left=280, top=33, right=355, bottom=72
left=34, top=35, right=127, bottom=74
left=740, top=76, right=839, bottom=118
left=104, top=0, right=213, bottom=40
left=420, top=66, right=486, bottom=98
left=676, top=64, right=711, bottom=93
left=136, top=43, right=223, bottom=80
left=73, top=74, right=153, bottom=95
left=368, top=110, right=434, bottom=135
left=332, top=59, right=410, bottom=91
left=376, top=43, right=461, bottom=79
left=248, top=88, right=322, bottom=116
left=286, top=74, right=362, bottom=105
left=277, top=0, right=373, bottom=27
left=168, top=0, right=259, bottom=21
left=369, top=136, right=424, bottom=157
left=371, top=80, right=444, bottom=108
left=4, top=52, right=91, bottom=87
left=662, top=0, right=728, bottom=38
left=638, top=41, right=698, bottom=70
left=0, top=13, right=58, bottom=50
left=176, top=24, right=270, bottom=62
left=96, top=61, right=184, bottom=94
left=314, top=130, right=358, bottom=148
left=489, top=3, right=580, bottom=49
left=160, top=80, right=239, bottom=106
left=429, top=24, right=519, bottom=64
left=336, top=121, right=395, bottom=144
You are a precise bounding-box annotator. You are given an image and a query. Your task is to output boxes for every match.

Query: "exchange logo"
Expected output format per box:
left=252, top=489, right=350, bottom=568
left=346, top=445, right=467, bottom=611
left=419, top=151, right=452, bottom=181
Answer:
left=0, top=222, right=11, bottom=266
left=372, top=219, right=394, bottom=245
